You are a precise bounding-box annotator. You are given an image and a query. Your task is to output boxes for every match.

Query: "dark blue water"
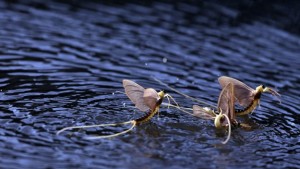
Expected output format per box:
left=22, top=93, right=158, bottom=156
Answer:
left=0, top=1, right=299, bottom=168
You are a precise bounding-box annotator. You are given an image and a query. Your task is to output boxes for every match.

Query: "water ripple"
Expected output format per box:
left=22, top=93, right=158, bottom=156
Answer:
left=0, top=0, right=299, bottom=168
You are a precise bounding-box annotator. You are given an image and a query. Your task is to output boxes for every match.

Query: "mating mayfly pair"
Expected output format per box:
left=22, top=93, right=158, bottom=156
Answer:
left=168, top=76, right=280, bottom=144
left=57, top=76, right=280, bottom=144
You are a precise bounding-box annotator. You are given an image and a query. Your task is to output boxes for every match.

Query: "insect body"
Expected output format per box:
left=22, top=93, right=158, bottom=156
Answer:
left=123, top=80, right=165, bottom=125
left=193, top=83, right=235, bottom=144
left=218, top=76, right=280, bottom=115
left=57, top=79, right=165, bottom=139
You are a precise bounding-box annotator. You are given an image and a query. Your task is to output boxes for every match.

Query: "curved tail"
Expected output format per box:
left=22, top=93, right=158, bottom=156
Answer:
left=220, top=114, right=231, bottom=144
left=57, top=120, right=137, bottom=139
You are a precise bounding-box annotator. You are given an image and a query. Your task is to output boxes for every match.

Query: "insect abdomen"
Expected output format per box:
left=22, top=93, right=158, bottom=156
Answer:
left=135, top=107, right=159, bottom=124
left=235, top=99, right=259, bottom=115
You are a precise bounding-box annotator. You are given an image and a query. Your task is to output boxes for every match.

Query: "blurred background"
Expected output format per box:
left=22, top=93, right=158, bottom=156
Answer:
left=0, top=0, right=299, bottom=168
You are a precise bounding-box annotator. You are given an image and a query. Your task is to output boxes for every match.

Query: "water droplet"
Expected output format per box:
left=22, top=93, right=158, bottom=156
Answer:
left=112, top=92, right=115, bottom=95
left=145, top=63, right=148, bottom=66
left=163, top=57, right=167, bottom=63
left=123, top=103, right=126, bottom=107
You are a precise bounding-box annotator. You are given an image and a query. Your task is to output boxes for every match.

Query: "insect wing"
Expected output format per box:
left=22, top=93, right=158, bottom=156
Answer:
left=123, top=79, right=149, bottom=112
left=143, top=88, right=159, bottom=111
left=217, top=83, right=235, bottom=124
left=218, top=76, right=254, bottom=107
left=193, top=105, right=215, bottom=120
left=229, top=83, right=236, bottom=121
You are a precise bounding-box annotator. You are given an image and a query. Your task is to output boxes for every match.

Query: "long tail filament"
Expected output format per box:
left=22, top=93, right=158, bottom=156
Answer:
left=221, top=114, right=231, bottom=144
left=57, top=120, right=136, bottom=139
left=153, top=77, right=217, bottom=109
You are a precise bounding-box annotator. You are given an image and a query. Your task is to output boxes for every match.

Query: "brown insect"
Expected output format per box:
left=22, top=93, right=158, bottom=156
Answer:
left=122, top=79, right=165, bottom=124
left=193, top=83, right=235, bottom=144
left=218, top=76, right=280, bottom=115
left=57, top=79, right=167, bottom=139
left=153, top=77, right=237, bottom=144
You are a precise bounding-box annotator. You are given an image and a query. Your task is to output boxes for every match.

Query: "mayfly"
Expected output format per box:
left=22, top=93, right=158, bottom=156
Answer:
left=57, top=79, right=177, bottom=139
left=153, top=78, right=235, bottom=144
left=193, top=83, right=236, bottom=144
left=165, top=83, right=236, bottom=144
left=218, top=76, right=280, bottom=115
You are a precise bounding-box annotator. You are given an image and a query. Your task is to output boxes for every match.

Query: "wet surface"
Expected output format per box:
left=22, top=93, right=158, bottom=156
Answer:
left=0, top=0, right=300, bottom=168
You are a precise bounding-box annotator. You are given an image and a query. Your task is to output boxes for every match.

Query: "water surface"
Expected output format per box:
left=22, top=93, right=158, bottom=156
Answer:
left=0, top=1, right=299, bottom=168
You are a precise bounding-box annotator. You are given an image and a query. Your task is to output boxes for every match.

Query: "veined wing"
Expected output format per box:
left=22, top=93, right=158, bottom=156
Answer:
left=143, top=88, right=159, bottom=111
left=218, top=76, right=254, bottom=107
left=217, top=83, right=235, bottom=123
left=123, top=79, right=149, bottom=112
left=193, top=105, right=215, bottom=120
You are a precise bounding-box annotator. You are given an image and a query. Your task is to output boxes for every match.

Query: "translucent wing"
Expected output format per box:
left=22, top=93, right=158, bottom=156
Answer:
left=229, top=83, right=235, bottom=121
left=143, top=88, right=159, bottom=111
left=218, top=76, right=254, bottom=107
left=123, top=79, right=149, bottom=112
left=217, top=83, right=235, bottom=124
left=193, top=105, right=215, bottom=120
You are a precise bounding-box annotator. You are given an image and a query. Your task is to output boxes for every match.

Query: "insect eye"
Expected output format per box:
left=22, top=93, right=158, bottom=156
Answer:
left=262, top=85, right=265, bottom=89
